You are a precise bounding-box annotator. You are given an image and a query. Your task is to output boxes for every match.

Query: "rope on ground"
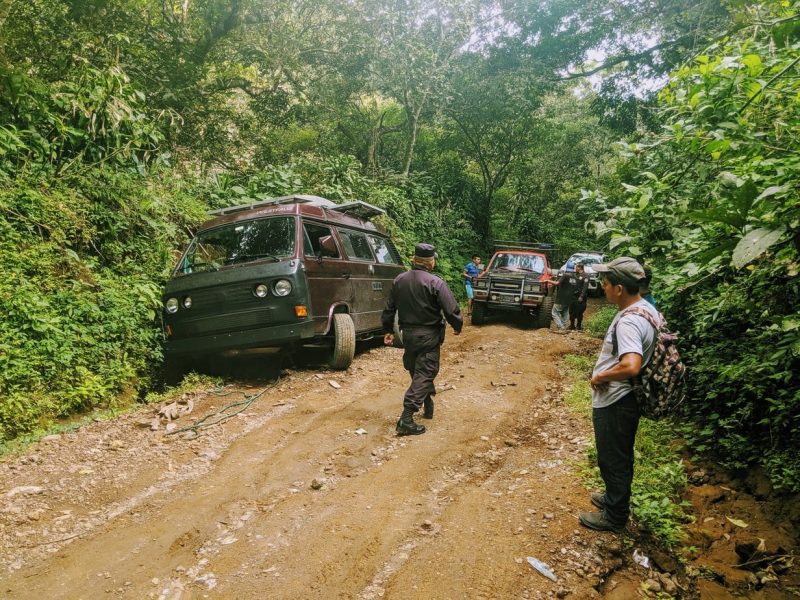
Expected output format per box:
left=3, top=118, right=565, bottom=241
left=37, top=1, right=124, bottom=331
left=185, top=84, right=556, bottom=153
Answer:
left=165, top=377, right=282, bottom=436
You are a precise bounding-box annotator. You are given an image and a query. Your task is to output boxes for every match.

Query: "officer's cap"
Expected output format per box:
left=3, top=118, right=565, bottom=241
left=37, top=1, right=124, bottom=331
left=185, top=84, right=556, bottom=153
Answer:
left=414, top=243, right=437, bottom=259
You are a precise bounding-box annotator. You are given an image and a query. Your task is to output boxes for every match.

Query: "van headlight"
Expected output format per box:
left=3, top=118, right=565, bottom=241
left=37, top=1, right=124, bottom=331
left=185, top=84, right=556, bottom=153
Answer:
left=273, top=279, right=292, bottom=297
left=182, top=296, right=192, bottom=309
left=165, top=297, right=179, bottom=314
left=254, top=284, right=269, bottom=298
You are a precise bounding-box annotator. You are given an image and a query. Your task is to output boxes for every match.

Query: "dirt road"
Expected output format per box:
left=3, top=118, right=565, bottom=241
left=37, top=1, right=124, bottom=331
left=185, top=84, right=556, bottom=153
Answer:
left=1, top=316, right=619, bottom=599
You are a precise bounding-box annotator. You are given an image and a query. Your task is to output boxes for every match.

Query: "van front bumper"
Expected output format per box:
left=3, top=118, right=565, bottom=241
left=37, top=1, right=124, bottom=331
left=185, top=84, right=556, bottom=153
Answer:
left=165, top=319, right=316, bottom=357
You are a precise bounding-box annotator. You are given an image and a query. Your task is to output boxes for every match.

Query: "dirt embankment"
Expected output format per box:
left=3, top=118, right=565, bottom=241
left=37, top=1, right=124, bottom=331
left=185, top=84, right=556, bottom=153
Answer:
left=0, top=306, right=797, bottom=599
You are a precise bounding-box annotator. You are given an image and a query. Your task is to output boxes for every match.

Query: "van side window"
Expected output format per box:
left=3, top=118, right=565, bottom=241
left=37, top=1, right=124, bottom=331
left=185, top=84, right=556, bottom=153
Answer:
left=367, top=234, right=402, bottom=264
left=338, top=229, right=375, bottom=261
left=304, top=222, right=339, bottom=258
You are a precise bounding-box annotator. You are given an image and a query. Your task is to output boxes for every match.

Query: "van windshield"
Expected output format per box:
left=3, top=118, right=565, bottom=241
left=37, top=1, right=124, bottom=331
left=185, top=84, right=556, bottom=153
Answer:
left=177, top=216, right=296, bottom=274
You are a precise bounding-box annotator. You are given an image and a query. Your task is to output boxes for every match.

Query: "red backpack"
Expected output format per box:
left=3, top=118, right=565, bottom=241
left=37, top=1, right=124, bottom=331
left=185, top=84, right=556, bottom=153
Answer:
left=612, top=306, right=686, bottom=419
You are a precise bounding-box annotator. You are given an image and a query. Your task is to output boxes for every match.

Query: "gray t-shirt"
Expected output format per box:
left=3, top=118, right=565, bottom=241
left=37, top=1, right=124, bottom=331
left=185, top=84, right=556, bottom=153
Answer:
left=592, top=299, right=660, bottom=408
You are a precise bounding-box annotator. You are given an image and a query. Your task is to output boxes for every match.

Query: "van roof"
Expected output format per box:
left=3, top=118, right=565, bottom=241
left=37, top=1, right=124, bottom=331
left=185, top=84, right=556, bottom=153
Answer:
left=199, top=195, right=386, bottom=233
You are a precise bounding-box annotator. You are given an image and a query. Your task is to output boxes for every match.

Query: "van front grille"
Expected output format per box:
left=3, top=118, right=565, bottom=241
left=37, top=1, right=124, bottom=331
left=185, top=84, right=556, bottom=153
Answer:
left=175, top=308, right=274, bottom=338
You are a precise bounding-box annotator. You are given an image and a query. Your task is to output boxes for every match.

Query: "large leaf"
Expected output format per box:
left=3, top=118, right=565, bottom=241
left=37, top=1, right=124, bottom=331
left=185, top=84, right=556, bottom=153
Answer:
left=732, top=227, right=785, bottom=269
left=732, top=179, right=758, bottom=216
left=755, top=185, right=789, bottom=202
left=608, top=234, right=631, bottom=250
left=687, top=209, right=746, bottom=229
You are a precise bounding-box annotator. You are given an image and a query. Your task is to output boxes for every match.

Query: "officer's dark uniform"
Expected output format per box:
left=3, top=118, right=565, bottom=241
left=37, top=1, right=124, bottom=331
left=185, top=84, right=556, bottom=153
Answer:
left=382, top=243, right=463, bottom=435
left=569, top=268, right=590, bottom=330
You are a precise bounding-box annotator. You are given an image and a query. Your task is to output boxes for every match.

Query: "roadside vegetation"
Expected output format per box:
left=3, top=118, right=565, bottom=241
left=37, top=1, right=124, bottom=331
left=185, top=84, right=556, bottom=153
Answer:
left=1, top=0, right=797, bottom=499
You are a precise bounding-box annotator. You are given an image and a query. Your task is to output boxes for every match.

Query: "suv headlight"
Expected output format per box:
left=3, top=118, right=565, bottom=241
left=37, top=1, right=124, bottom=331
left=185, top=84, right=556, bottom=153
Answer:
left=273, top=279, right=292, bottom=297
left=165, top=297, right=179, bottom=314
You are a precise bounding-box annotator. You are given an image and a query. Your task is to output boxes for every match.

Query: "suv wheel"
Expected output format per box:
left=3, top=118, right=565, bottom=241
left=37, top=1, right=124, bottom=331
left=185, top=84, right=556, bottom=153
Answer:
left=329, top=313, right=356, bottom=369
left=472, top=302, right=488, bottom=325
left=534, top=296, right=554, bottom=329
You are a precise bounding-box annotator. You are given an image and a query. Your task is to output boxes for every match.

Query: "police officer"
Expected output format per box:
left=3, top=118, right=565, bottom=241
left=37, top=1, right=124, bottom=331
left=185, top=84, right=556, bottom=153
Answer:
left=382, top=243, right=463, bottom=436
left=569, top=262, right=590, bottom=330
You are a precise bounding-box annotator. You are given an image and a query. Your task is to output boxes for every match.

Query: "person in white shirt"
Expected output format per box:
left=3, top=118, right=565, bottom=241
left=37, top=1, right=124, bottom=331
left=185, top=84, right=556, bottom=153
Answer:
left=580, top=257, right=658, bottom=533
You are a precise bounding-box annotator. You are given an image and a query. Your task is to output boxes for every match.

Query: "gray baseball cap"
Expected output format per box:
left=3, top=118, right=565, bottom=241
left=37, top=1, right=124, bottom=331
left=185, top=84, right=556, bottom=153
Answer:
left=594, top=257, right=646, bottom=286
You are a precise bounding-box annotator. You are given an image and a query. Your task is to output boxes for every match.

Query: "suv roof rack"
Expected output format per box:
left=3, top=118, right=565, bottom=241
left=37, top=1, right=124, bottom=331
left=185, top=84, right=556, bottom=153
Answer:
left=208, top=195, right=335, bottom=216
left=329, top=200, right=385, bottom=220
left=494, top=240, right=555, bottom=252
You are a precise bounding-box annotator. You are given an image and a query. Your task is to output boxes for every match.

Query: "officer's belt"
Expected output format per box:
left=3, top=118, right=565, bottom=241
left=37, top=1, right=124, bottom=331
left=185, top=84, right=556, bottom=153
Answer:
left=399, top=324, right=443, bottom=332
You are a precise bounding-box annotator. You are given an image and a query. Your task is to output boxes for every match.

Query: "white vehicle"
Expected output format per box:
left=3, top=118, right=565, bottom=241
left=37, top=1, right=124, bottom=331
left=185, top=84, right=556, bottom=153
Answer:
left=558, top=252, right=605, bottom=296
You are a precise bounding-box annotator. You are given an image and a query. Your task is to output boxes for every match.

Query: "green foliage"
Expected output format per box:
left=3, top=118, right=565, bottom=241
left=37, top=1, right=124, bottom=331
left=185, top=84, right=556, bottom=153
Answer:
left=0, top=168, right=208, bottom=440
left=562, top=354, right=691, bottom=547
left=590, top=0, right=800, bottom=491
left=585, top=305, right=618, bottom=339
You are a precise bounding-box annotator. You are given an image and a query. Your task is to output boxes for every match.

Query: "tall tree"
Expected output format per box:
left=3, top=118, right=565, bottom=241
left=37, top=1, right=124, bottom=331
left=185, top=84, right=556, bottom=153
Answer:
left=360, top=0, right=482, bottom=176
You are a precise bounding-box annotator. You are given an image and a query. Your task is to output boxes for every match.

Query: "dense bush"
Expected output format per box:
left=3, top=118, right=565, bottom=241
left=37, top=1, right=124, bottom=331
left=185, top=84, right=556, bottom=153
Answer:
left=590, top=1, right=800, bottom=490
left=0, top=169, right=207, bottom=440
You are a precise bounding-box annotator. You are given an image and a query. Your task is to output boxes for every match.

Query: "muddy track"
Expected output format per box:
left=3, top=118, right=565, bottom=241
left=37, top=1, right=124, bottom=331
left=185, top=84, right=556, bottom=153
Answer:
left=2, top=306, right=796, bottom=599
left=0, top=315, right=615, bottom=599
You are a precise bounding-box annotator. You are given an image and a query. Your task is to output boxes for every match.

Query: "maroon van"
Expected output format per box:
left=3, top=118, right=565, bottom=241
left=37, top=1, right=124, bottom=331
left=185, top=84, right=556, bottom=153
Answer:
left=162, top=195, right=406, bottom=377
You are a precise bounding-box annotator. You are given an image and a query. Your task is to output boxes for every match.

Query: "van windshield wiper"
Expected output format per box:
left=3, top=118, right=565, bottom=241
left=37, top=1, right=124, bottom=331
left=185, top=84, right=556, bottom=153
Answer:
left=186, top=261, right=219, bottom=272
left=225, top=253, right=281, bottom=264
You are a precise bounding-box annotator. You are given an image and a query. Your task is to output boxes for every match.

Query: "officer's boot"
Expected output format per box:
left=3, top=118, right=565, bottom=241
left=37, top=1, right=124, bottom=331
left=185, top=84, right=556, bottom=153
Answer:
left=423, top=396, right=434, bottom=419
left=396, top=408, right=426, bottom=436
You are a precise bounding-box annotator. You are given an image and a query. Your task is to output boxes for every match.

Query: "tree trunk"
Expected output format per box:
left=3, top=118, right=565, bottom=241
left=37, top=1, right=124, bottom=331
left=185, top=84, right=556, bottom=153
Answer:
left=401, top=96, right=426, bottom=177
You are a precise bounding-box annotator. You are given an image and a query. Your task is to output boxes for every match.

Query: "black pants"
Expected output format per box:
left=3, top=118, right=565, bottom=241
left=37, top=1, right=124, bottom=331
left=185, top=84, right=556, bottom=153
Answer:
left=401, top=327, right=442, bottom=413
left=592, top=392, right=640, bottom=525
left=569, top=299, right=586, bottom=328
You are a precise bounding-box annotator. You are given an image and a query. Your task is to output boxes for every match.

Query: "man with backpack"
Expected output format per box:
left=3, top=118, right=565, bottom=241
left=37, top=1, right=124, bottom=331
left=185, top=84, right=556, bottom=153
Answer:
left=581, top=257, right=660, bottom=533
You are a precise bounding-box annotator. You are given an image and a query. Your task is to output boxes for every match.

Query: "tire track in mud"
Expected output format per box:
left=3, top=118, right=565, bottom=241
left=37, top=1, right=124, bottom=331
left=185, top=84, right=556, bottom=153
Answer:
left=1, top=320, right=605, bottom=599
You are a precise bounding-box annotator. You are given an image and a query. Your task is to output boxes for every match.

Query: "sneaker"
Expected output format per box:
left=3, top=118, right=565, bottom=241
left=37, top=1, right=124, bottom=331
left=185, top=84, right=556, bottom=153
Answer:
left=591, top=492, right=605, bottom=510
left=579, top=511, right=626, bottom=533
left=396, top=417, right=426, bottom=436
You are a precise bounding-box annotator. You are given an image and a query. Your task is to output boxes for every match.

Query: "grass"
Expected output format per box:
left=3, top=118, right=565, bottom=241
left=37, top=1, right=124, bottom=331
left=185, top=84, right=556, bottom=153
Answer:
left=0, top=371, right=220, bottom=459
left=562, top=312, right=691, bottom=549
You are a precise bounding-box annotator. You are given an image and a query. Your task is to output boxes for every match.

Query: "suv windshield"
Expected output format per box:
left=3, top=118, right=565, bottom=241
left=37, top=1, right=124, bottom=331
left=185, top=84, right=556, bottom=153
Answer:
left=566, top=254, right=603, bottom=269
left=177, top=216, right=296, bottom=274
left=489, top=253, right=545, bottom=274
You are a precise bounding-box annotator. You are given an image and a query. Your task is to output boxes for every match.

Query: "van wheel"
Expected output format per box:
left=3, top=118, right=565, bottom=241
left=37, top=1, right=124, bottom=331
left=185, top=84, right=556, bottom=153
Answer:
left=162, top=358, right=187, bottom=387
left=393, top=313, right=404, bottom=348
left=535, top=296, right=554, bottom=329
left=472, top=302, right=487, bottom=325
left=329, top=313, right=356, bottom=369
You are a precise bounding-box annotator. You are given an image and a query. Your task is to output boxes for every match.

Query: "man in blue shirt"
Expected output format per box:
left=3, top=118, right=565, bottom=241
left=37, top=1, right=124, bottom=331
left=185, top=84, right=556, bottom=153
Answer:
left=463, top=254, right=481, bottom=316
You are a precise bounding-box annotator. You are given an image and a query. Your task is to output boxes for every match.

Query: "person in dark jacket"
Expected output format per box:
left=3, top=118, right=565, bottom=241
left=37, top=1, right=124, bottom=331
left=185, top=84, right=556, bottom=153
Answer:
left=551, top=269, right=575, bottom=332
left=382, top=243, right=463, bottom=436
left=569, top=262, right=590, bottom=330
